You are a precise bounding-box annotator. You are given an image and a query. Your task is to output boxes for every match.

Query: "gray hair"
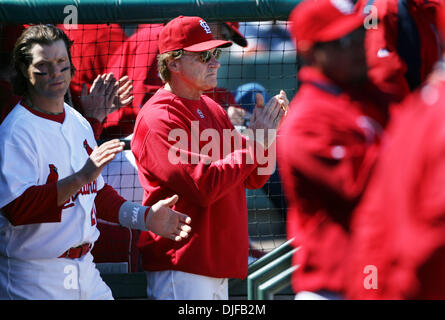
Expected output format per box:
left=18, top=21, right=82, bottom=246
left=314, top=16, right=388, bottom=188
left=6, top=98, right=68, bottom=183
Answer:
left=157, top=50, right=183, bottom=83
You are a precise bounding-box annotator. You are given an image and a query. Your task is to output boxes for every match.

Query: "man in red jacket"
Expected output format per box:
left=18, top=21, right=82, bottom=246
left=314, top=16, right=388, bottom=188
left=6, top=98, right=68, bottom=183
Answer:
left=345, top=74, right=445, bottom=299
left=278, top=0, right=388, bottom=299
left=93, top=22, right=251, bottom=272
left=131, top=15, right=288, bottom=300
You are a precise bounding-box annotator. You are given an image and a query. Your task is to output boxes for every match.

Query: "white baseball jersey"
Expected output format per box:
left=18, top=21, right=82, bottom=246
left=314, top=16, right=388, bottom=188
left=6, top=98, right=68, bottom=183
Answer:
left=0, top=102, right=112, bottom=299
left=0, top=102, right=103, bottom=260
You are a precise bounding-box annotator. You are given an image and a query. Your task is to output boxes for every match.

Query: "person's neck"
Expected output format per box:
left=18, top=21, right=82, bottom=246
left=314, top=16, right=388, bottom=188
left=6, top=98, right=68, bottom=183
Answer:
left=164, top=81, right=202, bottom=101
left=25, top=93, right=65, bottom=115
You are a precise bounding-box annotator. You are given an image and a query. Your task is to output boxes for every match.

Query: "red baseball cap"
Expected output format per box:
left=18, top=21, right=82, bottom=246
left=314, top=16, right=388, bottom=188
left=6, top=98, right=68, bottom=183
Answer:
left=224, top=22, right=248, bottom=47
left=159, top=16, right=232, bottom=54
left=290, top=0, right=364, bottom=52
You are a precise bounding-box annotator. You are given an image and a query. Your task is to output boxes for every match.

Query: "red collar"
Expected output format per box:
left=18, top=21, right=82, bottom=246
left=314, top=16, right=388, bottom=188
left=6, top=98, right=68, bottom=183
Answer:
left=21, top=101, right=65, bottom=124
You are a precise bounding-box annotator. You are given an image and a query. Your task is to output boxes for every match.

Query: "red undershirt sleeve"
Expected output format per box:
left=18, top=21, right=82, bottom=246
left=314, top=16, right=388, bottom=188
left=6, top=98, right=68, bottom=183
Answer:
left=94, top=183, right=127, bottom=224
left=85, top=116, right=104, bottom=140
left=2, top=182, right=62, bottom=226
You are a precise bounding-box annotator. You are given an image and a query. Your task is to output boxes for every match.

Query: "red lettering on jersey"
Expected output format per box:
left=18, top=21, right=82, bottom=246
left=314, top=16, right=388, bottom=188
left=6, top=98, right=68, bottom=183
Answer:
left=79, top=180, right=97, bottom=195
left=90, top=206, right=97, bottom=226
left=61, top=181, right=98, bottom=209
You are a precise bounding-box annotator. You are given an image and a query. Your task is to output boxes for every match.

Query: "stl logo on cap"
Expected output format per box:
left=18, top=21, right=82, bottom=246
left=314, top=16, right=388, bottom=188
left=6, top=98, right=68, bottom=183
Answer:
left=200, top=20, right=212, bottom=34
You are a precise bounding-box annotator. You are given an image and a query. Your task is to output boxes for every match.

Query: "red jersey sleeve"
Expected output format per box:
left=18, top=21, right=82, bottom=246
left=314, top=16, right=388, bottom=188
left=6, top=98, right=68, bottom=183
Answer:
left=244, top=142, right=272, bottom=189
left=85, top=116, right=104, bottom=140
left=1, top=182, right=62, bottom=226
left=218, top=104, right=272, bottom=190
left=279, top=103, right=380, bottom=202
left=94, top=183, right=127, bottom=224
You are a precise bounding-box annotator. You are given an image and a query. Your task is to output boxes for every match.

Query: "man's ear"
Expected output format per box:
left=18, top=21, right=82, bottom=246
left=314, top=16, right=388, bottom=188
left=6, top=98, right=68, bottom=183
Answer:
left=167, top=58, right=180, bottom=74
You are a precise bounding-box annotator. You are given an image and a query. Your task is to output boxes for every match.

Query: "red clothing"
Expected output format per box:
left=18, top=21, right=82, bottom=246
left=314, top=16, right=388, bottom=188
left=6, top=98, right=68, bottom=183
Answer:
left=131, top=88, right=269, bottom=279
left=0, top=80, right=20, bottom=124
left=2, top=182, right=125, bottom=226
left=203, top=87, right=241, bottom=111
left=2, top=182, right=62, bottom=226
left=91, top=185, right=140, bottom=272
left=0, top=24, right=24, bottom=55
left=58, top=24, right=128, bottom=104
left=57, top=24, right=128, bottom=138
left=359, top=0, right=410, bottom=106
left=277, top=66, right=385, bottom=294
left=106, top=24, right=164, bottom=110
left=357, top=0, right=441, bottom=106
left=91, top=221, right=141, bottom=272
left=409, top=0, right=442, bottom=85
left=346, top=77, right=445, bottom=300
left=98, top=85, right=241, bottom=140
left=103, top=24, right=164, bottom=139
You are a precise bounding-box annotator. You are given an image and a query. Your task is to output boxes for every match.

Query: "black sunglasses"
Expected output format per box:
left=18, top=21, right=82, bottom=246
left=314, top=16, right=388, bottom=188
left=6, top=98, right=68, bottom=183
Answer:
left=182, top=48, right=222, bottom=63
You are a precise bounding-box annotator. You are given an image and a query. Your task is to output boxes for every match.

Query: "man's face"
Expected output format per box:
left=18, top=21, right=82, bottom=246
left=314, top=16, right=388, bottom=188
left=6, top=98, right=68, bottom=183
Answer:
left=313, top=28, right=368, bottom=85
left=24, top=39, right=72, bottom=100
left=176, top=48, right=221, bottom=94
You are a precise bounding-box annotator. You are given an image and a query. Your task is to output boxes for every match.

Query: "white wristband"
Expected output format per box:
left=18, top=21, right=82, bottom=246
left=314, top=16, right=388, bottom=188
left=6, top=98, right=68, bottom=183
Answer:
left=118, top=201, right=149, bottom=231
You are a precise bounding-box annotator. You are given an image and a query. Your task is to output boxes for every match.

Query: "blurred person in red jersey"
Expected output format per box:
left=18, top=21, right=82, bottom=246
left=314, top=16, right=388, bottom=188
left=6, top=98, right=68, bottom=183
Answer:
left=345, top=1, right=445, bottom=300
left=131, top=15, right=288, bottom=299
left=354, top=0, right=442, bottom=108
left=277, top=0, right=389, bottom=300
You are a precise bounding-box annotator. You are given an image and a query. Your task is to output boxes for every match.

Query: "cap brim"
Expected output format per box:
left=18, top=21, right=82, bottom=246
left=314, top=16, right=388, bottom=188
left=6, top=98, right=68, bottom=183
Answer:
left=227, top=26, right=248, bottom=47
left=183, top=39, right=232, bottom=52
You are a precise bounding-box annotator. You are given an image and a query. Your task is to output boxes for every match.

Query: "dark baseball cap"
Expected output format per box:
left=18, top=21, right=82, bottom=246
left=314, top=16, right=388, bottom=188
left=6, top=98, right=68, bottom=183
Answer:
left=224, top=22, right=248, bottom=47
